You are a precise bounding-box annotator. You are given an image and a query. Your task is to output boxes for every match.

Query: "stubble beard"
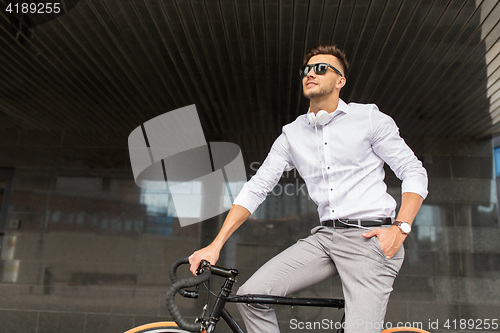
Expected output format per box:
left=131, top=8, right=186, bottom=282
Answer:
left=303, top=83, right=335, bottom=101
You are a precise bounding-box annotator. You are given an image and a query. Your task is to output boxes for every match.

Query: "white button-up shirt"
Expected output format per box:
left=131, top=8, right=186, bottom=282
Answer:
left=234, top=99, right=428, bottom=221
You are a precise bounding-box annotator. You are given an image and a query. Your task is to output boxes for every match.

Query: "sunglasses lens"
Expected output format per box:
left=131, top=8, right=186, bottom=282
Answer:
left=300, top=64, right=331, bottom=76
left=300, top=65, right=310, bottom=77
left=315, top=64, right=328, bottom=75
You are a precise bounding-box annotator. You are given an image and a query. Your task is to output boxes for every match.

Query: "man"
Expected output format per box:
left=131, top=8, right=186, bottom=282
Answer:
left=189, top=44, right=428, bottom=333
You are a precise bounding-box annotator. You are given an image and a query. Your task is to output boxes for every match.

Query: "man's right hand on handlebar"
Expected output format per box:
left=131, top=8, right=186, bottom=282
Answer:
left=189, top=244, right=220, bottom=275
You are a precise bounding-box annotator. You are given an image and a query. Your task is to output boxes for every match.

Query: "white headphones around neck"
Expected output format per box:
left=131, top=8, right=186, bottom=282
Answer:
left=308, top=110, right=331, bottom=127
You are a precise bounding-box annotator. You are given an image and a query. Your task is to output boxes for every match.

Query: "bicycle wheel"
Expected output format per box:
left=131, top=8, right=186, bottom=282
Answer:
left=124, top=321, right=197, bottom=333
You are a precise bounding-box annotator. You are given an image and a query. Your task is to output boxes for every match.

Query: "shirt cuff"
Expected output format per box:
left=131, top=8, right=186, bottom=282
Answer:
left=233, top=185, right=261, bottom=214
left=401, top=178, right=428, bottom=199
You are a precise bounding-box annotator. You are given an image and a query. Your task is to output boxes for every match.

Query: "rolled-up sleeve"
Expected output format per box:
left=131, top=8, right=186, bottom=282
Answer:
left=371, top=108, right=428, bottom=199
left=233, top=133, right=295, bottom=213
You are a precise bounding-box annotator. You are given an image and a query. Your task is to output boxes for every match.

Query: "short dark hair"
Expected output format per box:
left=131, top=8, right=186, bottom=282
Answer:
left=303, top=44, right=349, bottom=77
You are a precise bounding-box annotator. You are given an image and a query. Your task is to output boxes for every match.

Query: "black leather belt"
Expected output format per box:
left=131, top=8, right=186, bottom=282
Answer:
left=321, top=218, right=393, bottom=228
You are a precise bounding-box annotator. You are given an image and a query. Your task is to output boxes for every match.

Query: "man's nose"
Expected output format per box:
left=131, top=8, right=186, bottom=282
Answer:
left=306, top=68, right=316, bottom=79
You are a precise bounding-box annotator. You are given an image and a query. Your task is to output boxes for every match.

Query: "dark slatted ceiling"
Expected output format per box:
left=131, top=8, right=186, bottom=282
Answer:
left=0, top=0, right=499, bottom=165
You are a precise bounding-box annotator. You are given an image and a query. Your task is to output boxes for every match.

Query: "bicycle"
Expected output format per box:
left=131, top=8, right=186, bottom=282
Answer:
left=124, top=257, right=430, bottom=333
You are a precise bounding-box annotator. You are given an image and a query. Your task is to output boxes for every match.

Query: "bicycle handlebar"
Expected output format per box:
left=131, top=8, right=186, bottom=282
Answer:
left=166, top=257, right=211, bottom=332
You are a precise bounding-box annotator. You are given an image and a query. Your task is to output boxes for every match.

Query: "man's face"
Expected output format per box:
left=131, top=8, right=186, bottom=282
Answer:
left=302, top=54, right=344, bottom=100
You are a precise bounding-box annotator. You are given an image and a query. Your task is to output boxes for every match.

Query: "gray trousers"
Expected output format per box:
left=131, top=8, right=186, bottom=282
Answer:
left=236, top=225, right=404, bottom=333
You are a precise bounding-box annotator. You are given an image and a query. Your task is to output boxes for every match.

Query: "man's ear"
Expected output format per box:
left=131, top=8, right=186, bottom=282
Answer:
left=337, top=76, right=346, bottom=90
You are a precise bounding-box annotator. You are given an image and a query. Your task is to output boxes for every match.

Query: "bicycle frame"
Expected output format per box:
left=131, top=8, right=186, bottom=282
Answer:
left=166, top=257, right=345, bottom=333
left=220, top=295, right=345, bottom=333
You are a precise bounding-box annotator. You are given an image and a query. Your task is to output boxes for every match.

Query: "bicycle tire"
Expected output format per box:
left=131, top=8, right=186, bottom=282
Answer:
left=382, top=328, right=430, bottom=333
left=124, top=321, right=197, bottom=333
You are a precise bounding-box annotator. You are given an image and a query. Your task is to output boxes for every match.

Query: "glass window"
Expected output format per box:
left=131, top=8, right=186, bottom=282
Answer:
left=494, top=146, right=500, bottom=177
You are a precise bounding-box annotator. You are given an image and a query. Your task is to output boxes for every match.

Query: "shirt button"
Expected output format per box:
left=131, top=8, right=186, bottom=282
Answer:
left=330, top=188, right=333, bottom=191
left=332, top=209, right=335, bottom=212
left=324, top=142, right=327, bottom=145
left=327, top=167, right=330, bottom=169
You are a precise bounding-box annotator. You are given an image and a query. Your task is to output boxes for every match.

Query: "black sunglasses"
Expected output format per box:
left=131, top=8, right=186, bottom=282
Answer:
left=299, top=63, right=343, bottom=77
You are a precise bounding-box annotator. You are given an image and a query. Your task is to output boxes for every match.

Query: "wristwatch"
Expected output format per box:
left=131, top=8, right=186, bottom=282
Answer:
left=393, top=221, right=411, bottom=234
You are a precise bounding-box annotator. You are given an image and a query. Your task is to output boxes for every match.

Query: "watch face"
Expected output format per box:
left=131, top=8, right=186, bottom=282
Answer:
left=401, top=222, right=411, bottom=233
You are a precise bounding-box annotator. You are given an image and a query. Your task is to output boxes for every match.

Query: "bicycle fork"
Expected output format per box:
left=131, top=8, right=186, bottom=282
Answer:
left=204, top=268, right=242, bottom=333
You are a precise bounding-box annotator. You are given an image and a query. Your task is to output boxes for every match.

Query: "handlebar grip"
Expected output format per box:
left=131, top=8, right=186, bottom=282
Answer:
left=166, top=268, right=212, bottom=332
left=169, top=257, right=189, bottom=283
left=169, top=257, right=201, bottom=298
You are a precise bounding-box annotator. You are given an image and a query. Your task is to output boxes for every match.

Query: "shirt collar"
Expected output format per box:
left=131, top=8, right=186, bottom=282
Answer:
left=337, top=98, right=349, bottom=114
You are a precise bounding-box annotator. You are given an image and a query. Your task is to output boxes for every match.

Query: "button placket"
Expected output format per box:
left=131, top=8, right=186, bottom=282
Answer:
left=323, top=124, right=336, bottom=218
left=322, top=124, right=331, bottom=178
